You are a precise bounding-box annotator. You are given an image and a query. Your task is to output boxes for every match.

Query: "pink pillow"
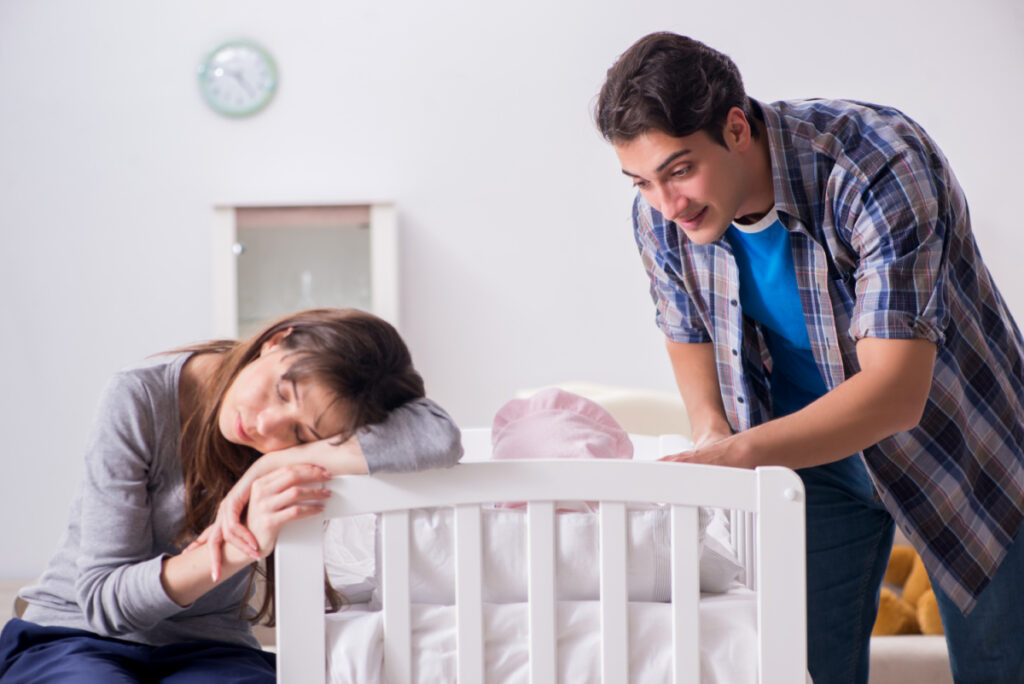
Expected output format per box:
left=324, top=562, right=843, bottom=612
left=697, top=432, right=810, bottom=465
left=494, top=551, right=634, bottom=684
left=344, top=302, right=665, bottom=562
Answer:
left=492, top=387, right=634, bottom=461
left=491, top=388, right=633, bottom=510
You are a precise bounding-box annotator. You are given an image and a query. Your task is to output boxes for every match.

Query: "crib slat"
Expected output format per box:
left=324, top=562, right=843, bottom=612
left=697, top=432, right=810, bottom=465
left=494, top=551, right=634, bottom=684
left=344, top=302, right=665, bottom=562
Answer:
left=729, top=509, right=757, bottom=589
left=599, top=502, right=628, bottom=683
left=454, top=504, right=484, bottom=683
left=670, top=505, right=701, bottom=684
left=527, top=501, right=556, bottom=684
left=381, top=510, right=412, bottom=684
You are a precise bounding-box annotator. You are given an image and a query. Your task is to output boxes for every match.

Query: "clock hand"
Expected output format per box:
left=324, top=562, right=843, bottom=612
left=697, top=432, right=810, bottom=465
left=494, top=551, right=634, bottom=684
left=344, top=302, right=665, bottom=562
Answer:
left=227, top=69, right=256, bottom=98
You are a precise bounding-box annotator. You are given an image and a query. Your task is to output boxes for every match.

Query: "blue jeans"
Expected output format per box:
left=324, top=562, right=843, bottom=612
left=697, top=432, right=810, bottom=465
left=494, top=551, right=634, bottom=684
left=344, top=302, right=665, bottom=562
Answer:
left=799, top=455, right=894, bottom=684
left=0, top=618, right=275, bottom=683
left=933, top=522, right=1024, bottom=683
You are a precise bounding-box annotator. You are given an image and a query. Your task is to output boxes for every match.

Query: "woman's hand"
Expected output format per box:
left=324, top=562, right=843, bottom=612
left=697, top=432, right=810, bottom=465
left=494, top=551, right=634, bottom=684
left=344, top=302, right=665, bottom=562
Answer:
left=187, top=458, right=331, bottom=581
left=185, top=480, right=259, bottom=582
left=243, top=463, right=334, bottom=558
left=162, top=463, right=333, bottom=606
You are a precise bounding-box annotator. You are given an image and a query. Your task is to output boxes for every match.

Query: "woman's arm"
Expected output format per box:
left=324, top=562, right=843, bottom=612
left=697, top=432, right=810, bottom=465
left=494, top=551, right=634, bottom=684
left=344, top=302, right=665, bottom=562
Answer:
left=356, top=397, right=463, bottom=473
left=193, top=396, right=464, bottom=578
left=188, top=439, right=354, bottom=579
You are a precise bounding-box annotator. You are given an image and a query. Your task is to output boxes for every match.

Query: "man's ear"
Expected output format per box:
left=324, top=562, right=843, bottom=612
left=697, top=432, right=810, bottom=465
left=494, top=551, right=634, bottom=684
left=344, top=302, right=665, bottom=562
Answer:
left=724, top=106, right=752, bottom=152
left=260, top=327, right=294, bottom=356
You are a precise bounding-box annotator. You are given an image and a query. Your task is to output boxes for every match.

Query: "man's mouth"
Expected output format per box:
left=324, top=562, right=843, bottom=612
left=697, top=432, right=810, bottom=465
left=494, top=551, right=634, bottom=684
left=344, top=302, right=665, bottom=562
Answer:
left=678, top=207, right=707, bottom=228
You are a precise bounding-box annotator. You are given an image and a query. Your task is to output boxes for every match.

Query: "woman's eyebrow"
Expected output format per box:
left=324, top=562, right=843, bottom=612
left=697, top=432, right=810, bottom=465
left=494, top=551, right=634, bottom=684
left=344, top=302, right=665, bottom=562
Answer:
left=291, top=379, right=325, bottom=441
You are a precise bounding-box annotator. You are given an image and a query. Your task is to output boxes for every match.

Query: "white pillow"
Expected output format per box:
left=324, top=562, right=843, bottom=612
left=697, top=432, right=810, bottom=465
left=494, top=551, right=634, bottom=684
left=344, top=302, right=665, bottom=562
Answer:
left=324, top=505, right=742, bottom=604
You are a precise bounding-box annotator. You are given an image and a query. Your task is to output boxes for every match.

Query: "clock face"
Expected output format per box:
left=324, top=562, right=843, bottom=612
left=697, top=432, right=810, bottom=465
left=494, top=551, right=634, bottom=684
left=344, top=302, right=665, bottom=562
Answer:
left=198, top=41, right=277, bottom=117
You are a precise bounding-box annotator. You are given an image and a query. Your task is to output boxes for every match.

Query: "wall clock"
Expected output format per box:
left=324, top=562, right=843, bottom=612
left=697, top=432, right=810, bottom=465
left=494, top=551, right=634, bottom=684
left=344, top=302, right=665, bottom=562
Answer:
left=198, top=40, right=278, bottom=117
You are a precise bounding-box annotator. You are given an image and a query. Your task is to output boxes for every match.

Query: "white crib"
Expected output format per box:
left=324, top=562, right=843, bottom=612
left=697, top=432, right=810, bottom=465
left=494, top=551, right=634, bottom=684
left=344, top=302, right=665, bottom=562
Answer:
left=274, top=430, right=807, bottom=683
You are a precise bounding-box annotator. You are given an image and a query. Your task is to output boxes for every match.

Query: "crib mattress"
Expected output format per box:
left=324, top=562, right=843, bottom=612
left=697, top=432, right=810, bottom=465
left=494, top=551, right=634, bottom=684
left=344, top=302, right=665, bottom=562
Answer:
left=325, top=588, right=759, bottom=684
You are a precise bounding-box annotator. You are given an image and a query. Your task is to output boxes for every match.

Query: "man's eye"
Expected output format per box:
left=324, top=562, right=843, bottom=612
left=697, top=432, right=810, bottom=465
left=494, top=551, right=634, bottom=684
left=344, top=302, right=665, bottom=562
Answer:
left=276, top=382, right=288, bottom=402
left=632, top=180, right=649, bottom=189
left=672, top=166, right=691, bottom=177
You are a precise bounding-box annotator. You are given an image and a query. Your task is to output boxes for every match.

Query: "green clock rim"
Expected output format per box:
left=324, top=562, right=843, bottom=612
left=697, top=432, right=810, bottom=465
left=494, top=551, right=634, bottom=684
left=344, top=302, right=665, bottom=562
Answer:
left=198, top=39, right=278, bottom=117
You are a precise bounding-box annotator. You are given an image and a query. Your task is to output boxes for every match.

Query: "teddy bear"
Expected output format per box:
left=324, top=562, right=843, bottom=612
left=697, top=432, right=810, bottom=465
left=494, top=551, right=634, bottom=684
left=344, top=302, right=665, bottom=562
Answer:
left=872, top=544, right=944, bottom=636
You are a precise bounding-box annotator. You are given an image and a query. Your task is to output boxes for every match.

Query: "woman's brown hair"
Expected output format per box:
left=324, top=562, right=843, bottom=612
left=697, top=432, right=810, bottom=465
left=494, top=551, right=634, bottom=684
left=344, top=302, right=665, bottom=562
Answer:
left=176, top=308, right=425, bottom=624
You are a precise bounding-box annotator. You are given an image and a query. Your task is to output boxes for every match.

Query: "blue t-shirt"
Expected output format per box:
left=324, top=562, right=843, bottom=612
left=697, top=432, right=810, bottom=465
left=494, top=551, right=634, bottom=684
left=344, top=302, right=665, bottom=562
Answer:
left=725, top=208, right=827, bottom=417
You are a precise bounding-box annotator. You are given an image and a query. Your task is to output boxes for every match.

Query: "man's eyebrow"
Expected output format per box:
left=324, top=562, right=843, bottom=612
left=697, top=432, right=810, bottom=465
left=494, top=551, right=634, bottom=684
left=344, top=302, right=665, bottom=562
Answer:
left=656, top=149, right=692, bottom=172
left=620, top=149, right=693, bottom=178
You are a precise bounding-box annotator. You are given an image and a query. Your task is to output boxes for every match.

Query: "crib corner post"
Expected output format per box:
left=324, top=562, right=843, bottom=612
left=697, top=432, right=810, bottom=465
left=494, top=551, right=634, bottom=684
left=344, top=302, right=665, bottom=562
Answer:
left=755, top=466, right=807, bottom=683
left=275, top=516, right=327, bottom=684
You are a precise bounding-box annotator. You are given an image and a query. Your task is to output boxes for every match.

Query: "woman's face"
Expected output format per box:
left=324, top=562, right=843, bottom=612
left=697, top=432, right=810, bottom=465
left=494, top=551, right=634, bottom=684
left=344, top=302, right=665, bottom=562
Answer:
left=218, top=333, right=351, bottom=453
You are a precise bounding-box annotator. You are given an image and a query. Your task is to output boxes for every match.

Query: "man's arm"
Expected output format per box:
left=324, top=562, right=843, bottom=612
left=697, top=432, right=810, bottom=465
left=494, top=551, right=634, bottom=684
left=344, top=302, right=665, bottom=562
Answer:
left=666, top=337, right=936, bottom=469
left=665, top=339, right=733, bottom=447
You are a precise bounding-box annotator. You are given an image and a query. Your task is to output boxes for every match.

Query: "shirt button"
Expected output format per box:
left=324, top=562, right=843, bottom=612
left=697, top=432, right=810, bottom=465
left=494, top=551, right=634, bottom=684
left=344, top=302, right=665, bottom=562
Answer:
left=731, top=349, right=738, bottom=356
left=737, top=397, right=745, bottom=404
left=730, top=299, right=738, bottom=306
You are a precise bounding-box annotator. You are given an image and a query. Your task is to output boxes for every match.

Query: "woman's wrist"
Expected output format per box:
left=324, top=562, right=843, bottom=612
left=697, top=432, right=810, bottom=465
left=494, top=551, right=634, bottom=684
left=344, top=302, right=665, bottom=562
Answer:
left=162, top=540, right=256, bottom=607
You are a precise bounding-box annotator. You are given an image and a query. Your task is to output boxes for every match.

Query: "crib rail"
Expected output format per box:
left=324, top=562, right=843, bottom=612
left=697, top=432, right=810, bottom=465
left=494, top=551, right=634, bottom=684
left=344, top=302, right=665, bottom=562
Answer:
left=275, top=460, right=805, bottom=684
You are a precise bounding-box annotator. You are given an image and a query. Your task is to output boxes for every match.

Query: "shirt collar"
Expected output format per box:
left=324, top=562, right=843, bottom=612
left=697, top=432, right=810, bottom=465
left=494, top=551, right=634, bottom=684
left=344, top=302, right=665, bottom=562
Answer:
left=751, top=99, right=812, bottom=232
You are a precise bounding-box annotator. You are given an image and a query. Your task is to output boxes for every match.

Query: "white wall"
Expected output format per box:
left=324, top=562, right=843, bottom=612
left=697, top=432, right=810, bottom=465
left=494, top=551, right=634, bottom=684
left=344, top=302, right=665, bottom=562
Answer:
left=1, top=0, right=1021, bottom=579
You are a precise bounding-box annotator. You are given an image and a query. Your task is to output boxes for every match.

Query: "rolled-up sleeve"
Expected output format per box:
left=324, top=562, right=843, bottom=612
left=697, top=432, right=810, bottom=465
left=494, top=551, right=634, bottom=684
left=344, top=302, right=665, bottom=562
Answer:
left=357, top=397, right=464, bottom=474
left=845, top=147, right=950, bottom=346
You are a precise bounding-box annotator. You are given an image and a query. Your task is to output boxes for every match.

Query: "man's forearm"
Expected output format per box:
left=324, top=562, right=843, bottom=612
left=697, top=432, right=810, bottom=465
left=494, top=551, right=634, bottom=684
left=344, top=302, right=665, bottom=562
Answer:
left=690, top=337, right=936, bottom=469
left=665, top=339, right=733, bottom=442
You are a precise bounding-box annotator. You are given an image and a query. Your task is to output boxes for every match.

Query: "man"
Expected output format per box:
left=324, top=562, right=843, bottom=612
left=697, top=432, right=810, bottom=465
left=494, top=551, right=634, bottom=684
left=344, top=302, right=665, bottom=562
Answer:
left=595, top=32, right=1024, bottom=684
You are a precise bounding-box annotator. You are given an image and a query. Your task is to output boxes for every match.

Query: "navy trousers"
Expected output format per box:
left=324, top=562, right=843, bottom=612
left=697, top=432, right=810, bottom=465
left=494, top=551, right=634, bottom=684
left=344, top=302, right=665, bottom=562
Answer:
left=0, top=618, right=275, bottom=683
left=801, top=454, right=1024, bottom=684
left=800, top=455, right=895, bottom=684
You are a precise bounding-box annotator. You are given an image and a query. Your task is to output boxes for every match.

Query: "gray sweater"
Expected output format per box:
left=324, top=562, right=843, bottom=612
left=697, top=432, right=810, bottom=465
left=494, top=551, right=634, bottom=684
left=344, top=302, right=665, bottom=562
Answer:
left=20, top=353, right=462, bottom=647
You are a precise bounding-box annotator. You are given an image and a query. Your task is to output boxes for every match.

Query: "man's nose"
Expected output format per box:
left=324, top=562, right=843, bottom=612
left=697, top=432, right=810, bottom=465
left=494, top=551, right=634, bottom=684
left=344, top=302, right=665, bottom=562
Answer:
left=660, top=185, right=690, bottom=222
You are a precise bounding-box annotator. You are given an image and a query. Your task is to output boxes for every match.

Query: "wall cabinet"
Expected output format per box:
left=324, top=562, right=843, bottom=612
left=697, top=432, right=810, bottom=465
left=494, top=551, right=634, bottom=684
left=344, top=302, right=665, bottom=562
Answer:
left=212, top=203, right=397, bottom=339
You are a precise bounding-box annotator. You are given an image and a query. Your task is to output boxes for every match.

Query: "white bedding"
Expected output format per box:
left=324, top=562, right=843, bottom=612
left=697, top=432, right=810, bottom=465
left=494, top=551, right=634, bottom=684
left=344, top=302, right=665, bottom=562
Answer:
left=324, top=505, right=743, bottom=605
left=325, top=590, right=759, bottom=684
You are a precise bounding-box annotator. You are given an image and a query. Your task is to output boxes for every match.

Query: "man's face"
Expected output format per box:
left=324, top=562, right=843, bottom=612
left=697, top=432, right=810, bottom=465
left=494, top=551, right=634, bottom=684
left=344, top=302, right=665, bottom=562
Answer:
left=614, top=127, right=749, bottom=245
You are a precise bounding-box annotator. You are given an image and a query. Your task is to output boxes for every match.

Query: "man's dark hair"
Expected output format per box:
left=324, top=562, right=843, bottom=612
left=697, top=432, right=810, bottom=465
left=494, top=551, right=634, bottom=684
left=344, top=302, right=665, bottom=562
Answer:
left=595, top=32, right=757, bottom=147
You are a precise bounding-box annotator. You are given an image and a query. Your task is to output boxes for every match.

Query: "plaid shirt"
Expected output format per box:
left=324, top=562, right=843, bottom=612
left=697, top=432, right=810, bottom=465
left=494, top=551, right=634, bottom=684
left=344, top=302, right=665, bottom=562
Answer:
left=633, top=98, right=1024, bottom=614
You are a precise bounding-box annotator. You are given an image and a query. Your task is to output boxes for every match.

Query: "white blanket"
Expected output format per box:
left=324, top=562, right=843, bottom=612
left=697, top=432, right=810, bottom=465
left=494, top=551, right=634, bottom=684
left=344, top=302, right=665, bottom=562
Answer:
left=325, top=590, right=759, bottom=684
left=324, top=506, right=743, bottom=605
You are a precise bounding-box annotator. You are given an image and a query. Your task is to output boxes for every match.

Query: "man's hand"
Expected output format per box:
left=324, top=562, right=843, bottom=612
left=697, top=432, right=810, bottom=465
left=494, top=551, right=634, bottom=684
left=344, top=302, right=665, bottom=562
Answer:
left=659, top=430, right=750, bottom=468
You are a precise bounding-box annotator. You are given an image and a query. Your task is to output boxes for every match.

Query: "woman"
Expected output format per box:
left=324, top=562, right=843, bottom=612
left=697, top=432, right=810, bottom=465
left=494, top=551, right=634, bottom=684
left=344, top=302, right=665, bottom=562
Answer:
left=0, top=308, right=462, bottom=682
